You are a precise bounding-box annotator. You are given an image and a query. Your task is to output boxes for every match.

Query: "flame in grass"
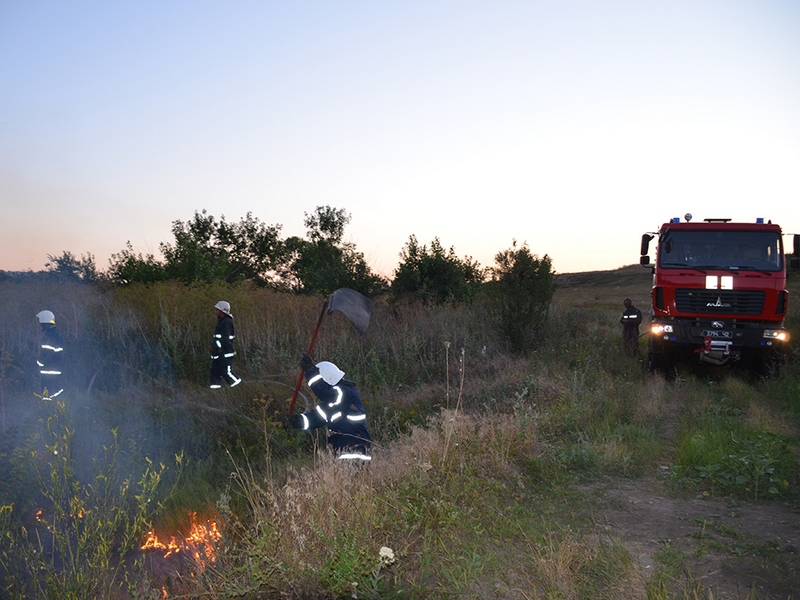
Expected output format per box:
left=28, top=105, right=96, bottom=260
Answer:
left=140, top=512, right=222, bottom=572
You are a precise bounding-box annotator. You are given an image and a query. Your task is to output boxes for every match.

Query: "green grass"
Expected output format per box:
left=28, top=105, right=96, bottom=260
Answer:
left=0, top=268, right=798, bottom=598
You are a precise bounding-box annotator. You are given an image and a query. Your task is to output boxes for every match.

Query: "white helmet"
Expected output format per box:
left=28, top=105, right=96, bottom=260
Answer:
left=214, top=301, right=231, bottom=316
left=36, top=310, right=55, bottom=324
left=317, top=361, right=345, bottom=385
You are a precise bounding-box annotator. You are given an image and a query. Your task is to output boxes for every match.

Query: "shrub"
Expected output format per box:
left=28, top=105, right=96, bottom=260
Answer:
left=483, top=241, right=556, bottom=353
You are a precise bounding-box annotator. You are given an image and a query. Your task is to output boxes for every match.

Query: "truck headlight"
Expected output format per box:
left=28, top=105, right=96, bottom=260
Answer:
left=763, top=330, right=789, bottom=342
left=651, top=324, right=673, bottom=334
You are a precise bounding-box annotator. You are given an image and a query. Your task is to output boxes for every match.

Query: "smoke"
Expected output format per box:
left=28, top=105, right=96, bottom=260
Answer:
left=0, top=279, right=186, bottom=507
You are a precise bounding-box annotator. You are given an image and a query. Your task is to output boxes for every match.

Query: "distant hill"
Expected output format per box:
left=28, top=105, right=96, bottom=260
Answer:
left=554, top=264, right=652, bottom=308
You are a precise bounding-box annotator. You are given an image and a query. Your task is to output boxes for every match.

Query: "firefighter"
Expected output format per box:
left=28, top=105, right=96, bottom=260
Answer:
left=620, top=297, right=643, bottom=355
left=209, top=300, right=241, bottom=389
left=36, top=310, right=64, bottom=400
left=286, top=353, right=372, bottom=462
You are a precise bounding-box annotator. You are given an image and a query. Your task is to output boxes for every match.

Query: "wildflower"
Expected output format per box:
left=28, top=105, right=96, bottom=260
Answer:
left=379, top=546, right=396, bottom=566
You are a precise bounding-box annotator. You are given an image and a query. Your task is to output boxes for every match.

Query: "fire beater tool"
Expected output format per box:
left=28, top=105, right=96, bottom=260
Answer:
left=287, top=288, right=373, bottom=415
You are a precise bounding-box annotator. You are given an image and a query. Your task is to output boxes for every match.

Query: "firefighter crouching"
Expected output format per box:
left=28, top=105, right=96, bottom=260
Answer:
left=287, top=354, right=372, bottom=462
left=36, top=310, right=64, bottom=400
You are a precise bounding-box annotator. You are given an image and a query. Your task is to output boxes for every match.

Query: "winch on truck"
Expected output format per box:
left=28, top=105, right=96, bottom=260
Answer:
left=640, top=214, right=798, bottom=375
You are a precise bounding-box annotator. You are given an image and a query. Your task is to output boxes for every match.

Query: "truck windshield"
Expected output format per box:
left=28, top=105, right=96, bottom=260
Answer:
left=658, top=230, right=783, bottom=271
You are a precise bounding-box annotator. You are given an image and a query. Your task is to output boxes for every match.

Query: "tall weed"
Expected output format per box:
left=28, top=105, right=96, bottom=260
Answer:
left=191, top=409, right=639, bottom=598
left=0, top=401, right=177, bottom=599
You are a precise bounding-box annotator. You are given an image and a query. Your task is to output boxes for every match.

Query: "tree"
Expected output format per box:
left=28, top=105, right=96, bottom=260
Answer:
left=303, top=205, right=348, bottom=244
left=282, top=206, right=387, bottom=297
left=215, top=212, right=285, bottom=285
left=160, top=209, right=222, bottom=283
left=485, top=241, right=556, bottom=353
left=159, top=210, right=285, bottom=285
left=391, top=235, right=484, bottom=304
left=106, top=242, right=168, bottom=285
left=45, top=251, right=99, bottom=282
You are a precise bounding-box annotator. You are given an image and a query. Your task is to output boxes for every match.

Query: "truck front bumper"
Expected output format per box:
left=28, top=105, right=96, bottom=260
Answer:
left=649, top=318, right=788, bottom=365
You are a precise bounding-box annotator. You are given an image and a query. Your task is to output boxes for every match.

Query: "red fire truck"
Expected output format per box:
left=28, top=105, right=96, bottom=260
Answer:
left=640, top=215, right=798, bottom=375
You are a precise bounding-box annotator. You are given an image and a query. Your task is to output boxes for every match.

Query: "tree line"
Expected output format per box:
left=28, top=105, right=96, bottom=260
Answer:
left=2, top=206, right=556, bottom=351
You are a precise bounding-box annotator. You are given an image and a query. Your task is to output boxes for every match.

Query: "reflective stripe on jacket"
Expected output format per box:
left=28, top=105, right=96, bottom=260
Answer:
left=298, top=366, right=372, bottom=455
left=211, top=314, right=236, bottom=359
left=38, top=326, right=64, bottom=375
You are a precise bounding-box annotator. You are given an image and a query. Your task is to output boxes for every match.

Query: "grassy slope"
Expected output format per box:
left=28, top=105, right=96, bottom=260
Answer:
left=177, top=265, right=799, bottom=599
left=2, top=266, right=798, bottom=599
left=555, top=263, right=653, bottom=310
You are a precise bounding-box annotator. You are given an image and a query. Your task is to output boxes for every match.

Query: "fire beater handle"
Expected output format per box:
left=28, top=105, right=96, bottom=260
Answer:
left=288, top=300, right=328, bottom=415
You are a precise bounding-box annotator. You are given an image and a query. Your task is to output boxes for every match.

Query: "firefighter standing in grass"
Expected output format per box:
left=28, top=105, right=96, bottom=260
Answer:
left=620, top=297, right=643, bottom=355
left=36, top=310, right=64, bottom=400
left=286, top=353, right=372, bottom=462
left=209, top=301, right=241, bottom=389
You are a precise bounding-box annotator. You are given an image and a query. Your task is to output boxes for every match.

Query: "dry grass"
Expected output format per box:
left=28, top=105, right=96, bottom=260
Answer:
left=189, top=408, right=641, bottom=598
left=2, top=266, right=799, bottom=598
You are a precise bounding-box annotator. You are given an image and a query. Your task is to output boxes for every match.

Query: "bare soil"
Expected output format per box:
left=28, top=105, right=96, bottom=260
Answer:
left=591, top=476, right=800, bottom=599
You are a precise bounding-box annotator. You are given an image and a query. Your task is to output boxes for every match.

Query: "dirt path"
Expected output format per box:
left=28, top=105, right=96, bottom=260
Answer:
left=591, top=476, right=800, bottom=599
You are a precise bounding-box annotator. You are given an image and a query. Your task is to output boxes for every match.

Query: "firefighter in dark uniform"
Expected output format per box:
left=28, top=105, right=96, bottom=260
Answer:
left=620, top=298, right=643, bottom=354
left=209, top=301, right=241, bottom=389
left=287, top=354, right=372, bottom=462
left=36, top=310, right=64, bottom=400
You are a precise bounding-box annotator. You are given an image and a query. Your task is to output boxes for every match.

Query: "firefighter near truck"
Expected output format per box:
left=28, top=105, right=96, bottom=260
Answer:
left=640, top=215, right=799, bottom=375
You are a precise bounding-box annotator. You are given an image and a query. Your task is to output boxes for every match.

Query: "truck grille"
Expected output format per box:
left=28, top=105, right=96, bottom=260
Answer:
left=674, top=289, right=765, bottom=315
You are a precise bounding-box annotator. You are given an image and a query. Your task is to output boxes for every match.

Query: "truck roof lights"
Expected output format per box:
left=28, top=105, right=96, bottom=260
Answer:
left=756, top=218, right=764, bottom=224
left=671, top=217, right=680, bottom=223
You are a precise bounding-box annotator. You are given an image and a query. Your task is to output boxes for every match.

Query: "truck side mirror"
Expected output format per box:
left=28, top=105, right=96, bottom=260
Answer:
left=641, top=234, right=653, bottom=256
left=640, top=255, right=650, bottom=266
left=794, top=234, right=800, bottom=257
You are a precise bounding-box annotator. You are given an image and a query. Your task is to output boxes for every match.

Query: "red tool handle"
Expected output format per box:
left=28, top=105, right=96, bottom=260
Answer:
left=288, top=301, right=328, bottom=415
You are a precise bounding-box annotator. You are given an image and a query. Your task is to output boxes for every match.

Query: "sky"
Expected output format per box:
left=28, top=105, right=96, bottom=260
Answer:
left=1, top=1, right=799, bottom=277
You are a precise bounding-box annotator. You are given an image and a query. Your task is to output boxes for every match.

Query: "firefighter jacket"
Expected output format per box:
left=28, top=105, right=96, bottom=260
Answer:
left=211, top=314, right=236, bottom=361
left=38, top=324, right=64, bottom=398
left=620, top=306, right=643, bottom=337
left=619, top=306, right=642, bottom=331
left=297, top=366, right=372, bottom=460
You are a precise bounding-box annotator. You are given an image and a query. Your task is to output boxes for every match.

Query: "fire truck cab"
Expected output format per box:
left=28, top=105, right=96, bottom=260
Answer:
left=640, top=215, right=798, bottom=375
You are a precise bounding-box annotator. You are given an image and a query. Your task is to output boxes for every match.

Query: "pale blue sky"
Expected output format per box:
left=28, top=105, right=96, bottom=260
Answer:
left=2, top=1, right=799, bottom=276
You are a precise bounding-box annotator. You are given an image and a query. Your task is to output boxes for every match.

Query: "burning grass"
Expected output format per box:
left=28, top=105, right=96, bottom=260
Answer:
left=140, top=512, right=222, bottom=573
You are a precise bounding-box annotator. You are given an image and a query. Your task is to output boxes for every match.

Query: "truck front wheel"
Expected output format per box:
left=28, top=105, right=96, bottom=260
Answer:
left=647, top=343, right=672, bottom=376
left=744, top=348, right=783, bottom=378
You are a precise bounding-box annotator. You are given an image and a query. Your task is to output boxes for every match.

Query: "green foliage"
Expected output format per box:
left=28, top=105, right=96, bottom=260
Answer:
left=107, top=206, right=387, bottom=295
left=283, top=206, right=387, bottom=296
left=391, top=235, right=484, bottom=304
left=303, top=204, right=349, bottom=244
left=318, top=532, right=376, bottom=597
left=106, top=242, right=169, bottom=284
left=160, top=210, right=285, bottom=286
left=0, top=401, right=175, bottom=599
left=45, top=251, right=99, bottom=283
left=0, top=431, right=36, bottom=519
left=484, top=241, right=556, bottom=352
left=673, top=423, right=795, bottom=500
